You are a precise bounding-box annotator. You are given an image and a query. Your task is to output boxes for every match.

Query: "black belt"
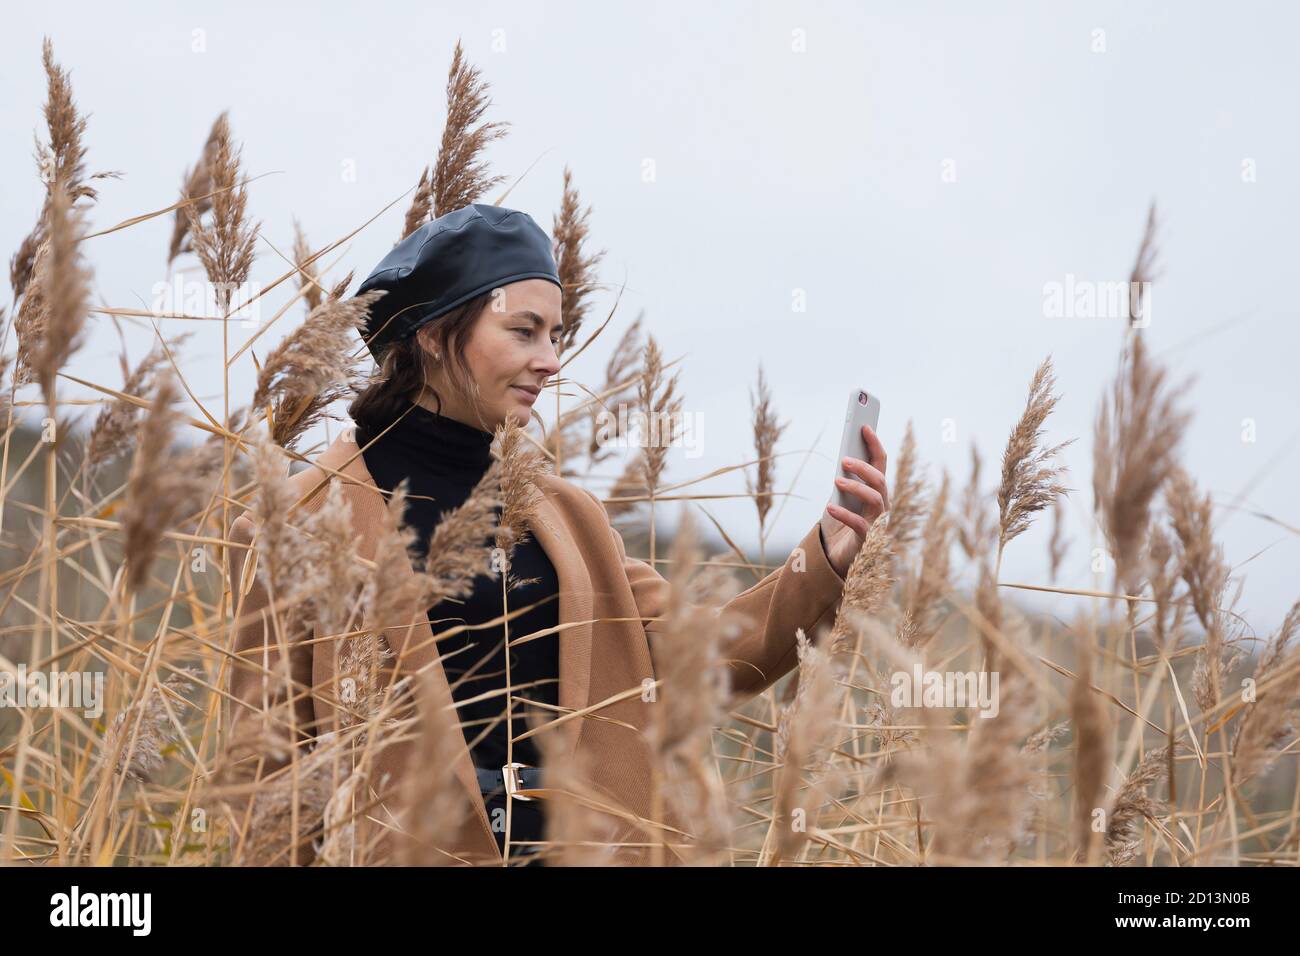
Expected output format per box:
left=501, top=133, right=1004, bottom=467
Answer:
left=475, top=763, right=544, bottom=800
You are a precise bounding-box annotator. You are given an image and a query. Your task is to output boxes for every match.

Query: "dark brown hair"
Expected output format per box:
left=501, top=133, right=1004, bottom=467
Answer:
left=348, top=290, right=496, bottom=433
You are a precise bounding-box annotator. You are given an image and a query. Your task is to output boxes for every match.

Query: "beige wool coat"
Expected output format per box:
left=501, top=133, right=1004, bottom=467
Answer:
left=225, top=431, right=848, bottom=866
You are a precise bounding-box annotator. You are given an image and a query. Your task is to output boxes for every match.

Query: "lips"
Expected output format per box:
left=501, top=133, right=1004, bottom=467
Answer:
left=512, top=385, right=540, bottom=403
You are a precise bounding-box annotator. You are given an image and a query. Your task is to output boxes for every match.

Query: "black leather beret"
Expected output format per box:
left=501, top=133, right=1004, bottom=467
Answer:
left=355, top=203, right=561, bottom=360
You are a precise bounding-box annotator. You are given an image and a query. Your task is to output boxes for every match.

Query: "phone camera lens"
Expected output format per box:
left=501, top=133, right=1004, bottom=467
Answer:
left=858, top=391, right=869, bottom=405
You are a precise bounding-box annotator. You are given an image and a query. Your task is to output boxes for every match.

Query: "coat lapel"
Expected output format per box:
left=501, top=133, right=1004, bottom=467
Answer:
left=310, top=432, right=594, bottom=850
left=530, top=474, right=594, bottom=755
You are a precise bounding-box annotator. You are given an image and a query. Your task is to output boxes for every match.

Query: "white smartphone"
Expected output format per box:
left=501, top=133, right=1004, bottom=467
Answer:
left=832, top=387, right=882, bottom=516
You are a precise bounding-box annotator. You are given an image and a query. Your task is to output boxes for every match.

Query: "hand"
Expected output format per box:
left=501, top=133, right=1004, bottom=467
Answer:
left=819, top=424, right=889, bottom=578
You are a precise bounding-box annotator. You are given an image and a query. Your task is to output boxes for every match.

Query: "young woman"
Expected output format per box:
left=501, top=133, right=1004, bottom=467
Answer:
left=225, top=204, right=889, bottom=867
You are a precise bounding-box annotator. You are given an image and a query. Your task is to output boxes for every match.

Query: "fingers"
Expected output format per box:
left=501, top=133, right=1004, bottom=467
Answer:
left=861, top=424, right=888, bottom=474
left=834, top=475, right=885, bottom=519
left=839, top=457, right=889, bottom=512
left=826, top=502, right=870, bottom=538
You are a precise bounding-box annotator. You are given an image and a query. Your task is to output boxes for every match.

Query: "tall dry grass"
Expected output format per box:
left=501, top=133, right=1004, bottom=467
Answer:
left=1, top=38, right=1297, bottom=868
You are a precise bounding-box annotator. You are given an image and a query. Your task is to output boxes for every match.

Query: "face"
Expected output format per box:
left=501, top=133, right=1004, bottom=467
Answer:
left=419, top=278, right=563, bottom=430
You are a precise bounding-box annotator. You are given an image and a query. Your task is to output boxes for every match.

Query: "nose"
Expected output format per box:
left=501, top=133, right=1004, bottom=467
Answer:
left=533, top=339, right=561, bottom=378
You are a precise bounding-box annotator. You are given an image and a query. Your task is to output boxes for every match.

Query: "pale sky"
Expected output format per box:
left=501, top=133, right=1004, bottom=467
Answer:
left=4, top=1, right=1297, bottom=631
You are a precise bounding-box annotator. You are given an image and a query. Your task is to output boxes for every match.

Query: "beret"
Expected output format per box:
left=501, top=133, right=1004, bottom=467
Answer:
left=355, top=203, right=562, bottom=360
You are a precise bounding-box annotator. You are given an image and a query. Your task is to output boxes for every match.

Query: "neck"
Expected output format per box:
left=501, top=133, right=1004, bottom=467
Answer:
left=366, top=392, right=495, bottom=473
left=409, top=386, right=498, bottom=437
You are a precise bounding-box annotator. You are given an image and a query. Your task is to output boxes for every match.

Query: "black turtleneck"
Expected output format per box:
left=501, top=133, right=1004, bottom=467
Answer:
left=354, top=400, right=557, bottom=861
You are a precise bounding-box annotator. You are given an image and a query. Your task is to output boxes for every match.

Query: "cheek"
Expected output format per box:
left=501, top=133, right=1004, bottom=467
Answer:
left=469, top=333, right=524, bottom=385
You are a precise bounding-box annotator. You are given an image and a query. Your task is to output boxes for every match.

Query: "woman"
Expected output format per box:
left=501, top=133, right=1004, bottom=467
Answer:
left=225, top=203, right=890, bottom=867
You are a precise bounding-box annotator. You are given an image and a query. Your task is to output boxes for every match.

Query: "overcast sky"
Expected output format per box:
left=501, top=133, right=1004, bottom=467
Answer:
left=4, top=1, right=1297, bottom=632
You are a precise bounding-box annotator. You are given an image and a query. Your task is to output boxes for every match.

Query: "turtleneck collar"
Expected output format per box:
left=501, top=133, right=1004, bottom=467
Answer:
left=358, top=400, right=495, bottom=473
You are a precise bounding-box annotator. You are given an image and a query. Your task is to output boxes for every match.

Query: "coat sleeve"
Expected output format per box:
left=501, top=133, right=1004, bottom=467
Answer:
left=580, top=489, right=847, bottom=707
left=224, top=512, right=321, bottom=865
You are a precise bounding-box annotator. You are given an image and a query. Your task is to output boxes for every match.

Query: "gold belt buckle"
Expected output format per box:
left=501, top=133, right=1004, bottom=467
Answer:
left=502, top=762, right=536, bottom=801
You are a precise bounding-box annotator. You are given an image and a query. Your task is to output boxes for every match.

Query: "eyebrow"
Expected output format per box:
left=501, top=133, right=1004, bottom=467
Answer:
left=511, top=310, right=564, bottom=334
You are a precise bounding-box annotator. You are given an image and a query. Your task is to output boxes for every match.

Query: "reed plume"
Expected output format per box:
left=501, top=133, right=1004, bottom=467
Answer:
left=1145, top=524, right=1184, bottom=654
left=1023, top=721, right=1071, bottom=756
left=102, top=668, right=198, bottom=783
left=86, top=333, right=189, bottom=477
left=121, top=371, right=190, bottom=595
left=296, top=481, right=366, bottom=639
left=246, top=438, right=300, bottom=603
left=362, top=481, right=428, bottom=618
left=745, top=363, right=787, bottom=551
left=11, top=37, right=118, bottom=300
left=422, top=457, right=505, bottom=608
left=1127, top=200, right=1160, bottom=327
left=1231, top=602, right=1300, bottom=787
left=828, top=518, right=895, bottom=655
left=233, top=462, right=365, bottom=643
left=898, top=472, right=953, bottom=649
left=251, top=289, right=385, bottom=449
left=645, top=510, right=736, bottom=864
left=400, top=167, right=434, bottom=244
left=884, top=420, right=925, bottom=566
left=545, top=314, right=645, bottom=477
left=1165, top=467, right=1242, bottom=712
left=636, top=336, right=682, bottom=492
left=237, top=731, right=344, bottom=866
left=351, top=479, right=422, bottom=721
left=636, top=335, right=683, bottom=561
left=1023, top=719, right=1071, bottom=812
left=955, top=444, right=995, bottom=561
left=167, top=113, right=224, bottom=265
left=184, top=112, right=257, bottom=314
left=1092, top=328, right=1190, bottom=596
left=767, top=627, right=847, bottom=865
left=996, top=356, right=1072, bottom=563
left=491, top=417, right=547, bottom=565
left=552, top=166, right=605, bottom=354
left=408, top=39, right=509, bottom=233
left=18, top=181, right=93, bottom=406
left=1165, top=466, right=1229, bottom=634
left=585, top=315, right=644, bottom=467
left=849, top=606, right=928, bottom=763
left=291, top=218, right=323, bottom=314
left=1106, top=742, right=1182, bottom=866
left=317, top=761, right=367, bottom=866
left=604, top=457, right=650, bottom=538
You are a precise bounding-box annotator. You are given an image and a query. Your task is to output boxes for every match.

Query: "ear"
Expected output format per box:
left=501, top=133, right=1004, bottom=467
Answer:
left=413, top=324, right=441, bottom=361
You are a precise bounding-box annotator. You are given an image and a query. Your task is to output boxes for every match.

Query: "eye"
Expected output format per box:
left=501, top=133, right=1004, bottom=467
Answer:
left=512, top=327, right=531, bottom=338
